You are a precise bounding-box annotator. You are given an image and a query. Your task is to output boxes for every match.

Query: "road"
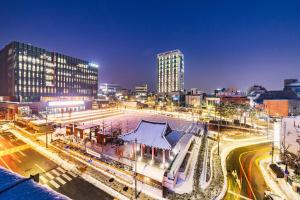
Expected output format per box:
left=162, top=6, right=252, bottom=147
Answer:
left=224, top=143, right=271, bottom=200
left=0, top=130, right=113, bottom=200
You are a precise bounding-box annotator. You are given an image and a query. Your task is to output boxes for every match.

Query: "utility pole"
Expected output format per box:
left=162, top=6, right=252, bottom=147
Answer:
left=218, top=112, right=220, bottom=155
left=45, top=110, right=48, bottom=148
left=283, top=121, right=289, bottom=174
left=271, top=138, right=274, bottom=164
left=134, top=138, right=137, bottom=199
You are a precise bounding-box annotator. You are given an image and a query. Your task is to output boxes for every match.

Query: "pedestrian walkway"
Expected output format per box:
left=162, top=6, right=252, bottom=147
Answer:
left=39, top=167, right=77, bottom=190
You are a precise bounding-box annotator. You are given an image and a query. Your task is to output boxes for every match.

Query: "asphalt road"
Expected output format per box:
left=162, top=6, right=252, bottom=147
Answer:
left=224, top=143, right=271, bottom=200
left=0, top=130, right=113, bottom=200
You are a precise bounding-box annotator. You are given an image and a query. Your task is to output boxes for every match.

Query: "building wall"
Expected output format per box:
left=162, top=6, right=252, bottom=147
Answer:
left=220, top=96, right=249, bottom=105
left=205, top=97, right=220, bottom=107
left=0, top=42, right=15, bottom=98
left=264, top=99, right=300, bottom=117
left=280, top=117, right=300, bottom=157
left=135, top=84, right=148, bottom=96
left=185, top=95, right=202, bottom=107
left=157, top=50, right=184, bottom=94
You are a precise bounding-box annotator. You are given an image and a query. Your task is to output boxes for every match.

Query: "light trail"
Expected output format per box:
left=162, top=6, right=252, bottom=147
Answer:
left=238, top=147, right=270, bottom=200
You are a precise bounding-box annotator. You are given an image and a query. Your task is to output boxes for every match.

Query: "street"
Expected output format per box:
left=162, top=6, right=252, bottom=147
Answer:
left=224, top=143, right=271, bottom=200
left=0, top=130, right=113, bottom=200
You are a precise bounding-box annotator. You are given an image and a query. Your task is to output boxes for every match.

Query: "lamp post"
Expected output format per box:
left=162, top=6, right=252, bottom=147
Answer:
left=45, top=109, right=48, bottom=148
left=283, top=121, right=289, bottom=174
left=217, top=103, right=220, bottom=155
left=134, top=138, right=137, bottom=199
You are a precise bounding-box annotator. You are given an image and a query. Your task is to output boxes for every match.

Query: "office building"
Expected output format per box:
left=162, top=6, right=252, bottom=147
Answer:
left=0, top=41, right=98, bottom=102
left=157, top=50, right=184, bottom=94
left=99, top=83, right=121, bottom=95
left=135, top=84, right=148, bottom=96
left=284, top=79, right=300, bottom=97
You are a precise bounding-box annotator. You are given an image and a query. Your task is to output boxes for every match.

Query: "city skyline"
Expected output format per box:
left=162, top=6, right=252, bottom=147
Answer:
left=1, top=0, right=300, bottom=92
left=1, top=1, right=300, bottom=199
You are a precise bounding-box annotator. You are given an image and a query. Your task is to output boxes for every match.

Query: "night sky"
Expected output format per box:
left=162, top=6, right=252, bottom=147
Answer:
left=1, top=0, right=300, bottom=92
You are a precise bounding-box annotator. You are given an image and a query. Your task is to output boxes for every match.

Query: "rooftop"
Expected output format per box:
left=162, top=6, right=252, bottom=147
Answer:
left=119, top=120, right=183, bottom=150
left=0, top=167, right=67, bottom=200
left=254, top=90, right=299, bottom=104
left=157, top=49, right=183, bottom=57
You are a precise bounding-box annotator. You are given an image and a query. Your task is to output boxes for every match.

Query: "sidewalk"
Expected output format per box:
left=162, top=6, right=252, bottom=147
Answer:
left=260, top=157, right=300, bottom=200
left=173, top=136, right=202, bottom=194
left=9, top=124, right=156, bottom=200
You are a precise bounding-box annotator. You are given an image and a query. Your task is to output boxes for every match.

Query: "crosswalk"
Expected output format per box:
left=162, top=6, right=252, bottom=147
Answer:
left=39, top=167, right=77, bottom=189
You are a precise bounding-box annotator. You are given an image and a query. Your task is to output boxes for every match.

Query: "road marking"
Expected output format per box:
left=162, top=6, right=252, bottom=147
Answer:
left=34, top=163, right=46, bottom=173
left=49, top=180, right=60, bottom=189
left=68, top=171, right=77, bottom=177
left=45, top=172, right=55, bottom=179
left=51, top=169, right=60, bottom=176
left=0, top=157, right=12, bottom=171
left=14, top=157, right=22, bottom=163
left=18, top=151, right=26, bottom=156
left=228, top=190, right=253, bottom=200
left=56, top=177, right=66, bottom=185
left=62, top=173, right=72, bottom=181
left=57, top=167, right=66, bottom=173
left=40, top=176, right=48, bottom=184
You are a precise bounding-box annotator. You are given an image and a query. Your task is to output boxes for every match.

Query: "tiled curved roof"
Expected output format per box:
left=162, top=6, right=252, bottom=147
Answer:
left=120, top=120, right=183, bottom=150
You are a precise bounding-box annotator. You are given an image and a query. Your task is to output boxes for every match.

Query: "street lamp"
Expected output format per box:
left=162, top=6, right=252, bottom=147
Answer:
left=134, top=138, right=137, bottom=199
left=45, top=108, right=48, bottom=148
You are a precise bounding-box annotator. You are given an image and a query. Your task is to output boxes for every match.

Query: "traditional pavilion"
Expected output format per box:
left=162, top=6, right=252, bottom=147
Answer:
left=119, top=120, right=196, bottom=192
left=120, top=120, right=183, bottom=166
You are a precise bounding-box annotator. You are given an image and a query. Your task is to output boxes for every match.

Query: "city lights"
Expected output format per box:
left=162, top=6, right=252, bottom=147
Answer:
left=0, top=1, right=299, bottom=200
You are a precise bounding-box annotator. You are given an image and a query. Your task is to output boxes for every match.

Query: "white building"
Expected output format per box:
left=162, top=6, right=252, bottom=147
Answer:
left=99, top=83, right=121, bottom=95
left=135, top=84, right=148, bottom=96
left=157, top=50, right=184, bottom=94
left=279, top=116, right=300, bottom=156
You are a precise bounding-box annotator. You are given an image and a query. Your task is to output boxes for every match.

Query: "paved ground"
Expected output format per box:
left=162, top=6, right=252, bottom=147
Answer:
left=224, top=143, right=271, bottom=200
left=0, top=129, right=113, bottom=200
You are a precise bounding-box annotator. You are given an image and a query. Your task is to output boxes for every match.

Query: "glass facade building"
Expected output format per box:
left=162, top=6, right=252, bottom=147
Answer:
left=157, top=50, right=184, bottom=94
left=0, top=41, right=98, bottom=102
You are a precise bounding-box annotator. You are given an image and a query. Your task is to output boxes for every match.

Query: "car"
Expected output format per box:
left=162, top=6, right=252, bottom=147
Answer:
left=264, top=191, right=284, bottom=200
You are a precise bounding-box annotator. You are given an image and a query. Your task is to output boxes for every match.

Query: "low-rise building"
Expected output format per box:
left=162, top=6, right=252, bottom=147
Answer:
left=99, top=83, right=121, bottom=96
left=185, top=94, right=203, bottom=108
left=135, top=84, right=148, bottom=96
left=205, top=96, right=220, bottom=107
left=264, top=99, right=300, bottom=117
left=253, top=90, right=300, bottom=115
left=284, top=79, right=300, bottom=97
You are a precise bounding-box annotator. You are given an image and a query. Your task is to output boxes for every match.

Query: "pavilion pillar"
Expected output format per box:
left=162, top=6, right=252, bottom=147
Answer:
left=163, top=149, right=165, bottom=164
left=140, top=144, right=143, bottom=158
left=152, top=147, right=154, bottom=161
left=131, top=143, right=134, bottom=156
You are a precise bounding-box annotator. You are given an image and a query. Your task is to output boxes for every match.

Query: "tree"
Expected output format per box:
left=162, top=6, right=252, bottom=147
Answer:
left=248, top=107, right=257, bottom=132
left=232, top=103, right=249, bottom=126
left=216, top=103, right=233, bottom=125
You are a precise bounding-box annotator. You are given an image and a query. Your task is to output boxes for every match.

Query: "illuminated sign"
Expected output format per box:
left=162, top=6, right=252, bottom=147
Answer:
left=48, top=100, right=85, bottom=107
left=89, top=63, right=99, bottom=68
